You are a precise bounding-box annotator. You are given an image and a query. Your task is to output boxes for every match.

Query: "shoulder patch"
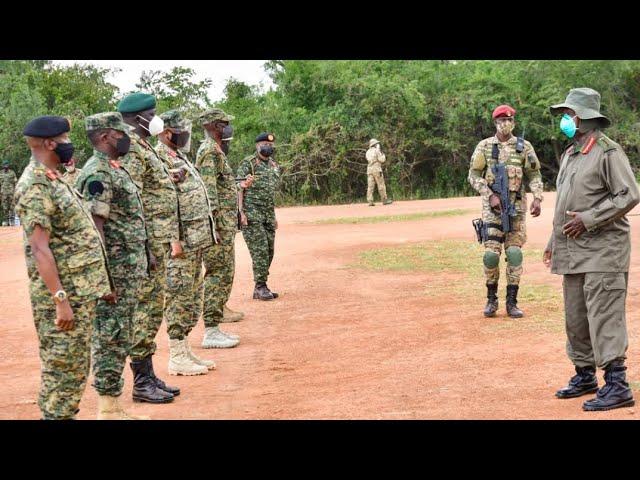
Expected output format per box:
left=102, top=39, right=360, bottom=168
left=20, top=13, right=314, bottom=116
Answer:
left=88, top=180, right=105, bottom=196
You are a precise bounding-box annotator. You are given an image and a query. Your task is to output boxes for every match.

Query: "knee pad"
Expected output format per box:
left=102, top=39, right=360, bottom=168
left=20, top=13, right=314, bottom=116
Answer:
left=505, top=246, right=523, bottom=267
left=483, top=251, right=500, bottom=269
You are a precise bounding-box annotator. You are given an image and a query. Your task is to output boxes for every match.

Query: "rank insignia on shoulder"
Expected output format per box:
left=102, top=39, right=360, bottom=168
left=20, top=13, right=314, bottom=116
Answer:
left=109, top=160, right=121, bottom=169
left=45, top=170, right=58, bottom=181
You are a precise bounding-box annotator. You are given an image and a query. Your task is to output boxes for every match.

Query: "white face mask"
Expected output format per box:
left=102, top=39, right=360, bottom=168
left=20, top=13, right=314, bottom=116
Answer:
left=137, top=115, right=165, bottom=136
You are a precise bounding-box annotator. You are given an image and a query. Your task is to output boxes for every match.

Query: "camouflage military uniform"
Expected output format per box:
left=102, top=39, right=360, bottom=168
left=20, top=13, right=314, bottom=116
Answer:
left=62, top=167, right=82, bottom=186
left=237, top=153, right=281, bottom=284
left=14, top=158, right=111, bottom=419
left=1, top=167, right=18, bottom=225
left=76, top=148, right=148, bottom=397
left=156, top=141, right=214, bottom=339
left=123, top=131, right=180, bottom=361
left=197, top=137, right=237, bottom=328
left=365, top=142, right=389, bottom=204
left=468, top=135, right=544, bottom=285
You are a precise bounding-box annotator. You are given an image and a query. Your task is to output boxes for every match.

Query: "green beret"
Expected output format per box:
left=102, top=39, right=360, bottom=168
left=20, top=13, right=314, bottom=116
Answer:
left=255, top=132, right=275, bottom=143
left=117, top=92, right=156, bottom=114
left=85, top=112, right=134, bottom=133
left=197, top=108, right=234, bottom=126
left=2, top=160, right=9, bottom=166
left=160, top=110, right=190, bottom=130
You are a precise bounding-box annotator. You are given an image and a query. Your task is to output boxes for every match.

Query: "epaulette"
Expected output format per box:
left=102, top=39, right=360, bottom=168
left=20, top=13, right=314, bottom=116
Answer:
left=597, top=135, right=618, bottom=153
left=31, top=167, right=51, bottom=186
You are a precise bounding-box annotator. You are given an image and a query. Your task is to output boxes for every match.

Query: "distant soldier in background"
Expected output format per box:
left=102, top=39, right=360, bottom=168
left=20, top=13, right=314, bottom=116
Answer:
left=1, top=160, right=18, bottom=225
left=365, top=139, right=392, bottom=206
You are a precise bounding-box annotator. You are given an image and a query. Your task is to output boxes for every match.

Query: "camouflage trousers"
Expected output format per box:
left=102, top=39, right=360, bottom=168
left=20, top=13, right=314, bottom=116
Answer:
left=202, top=224, right=236, bottom=328
left=366, top=172, right=387, bottom=203
left=92, top=243, right=147, bottom=396
left=31, top=278, right=95, bottom=419
left=165, top=247, right=206, bottom=340
left=1, top=191, right=14, bottom=224
left=482, top=204, right=527, bottom=286
left=129, top=241, right=168, bottom=360
left=241, top=206, right=276, bottom=284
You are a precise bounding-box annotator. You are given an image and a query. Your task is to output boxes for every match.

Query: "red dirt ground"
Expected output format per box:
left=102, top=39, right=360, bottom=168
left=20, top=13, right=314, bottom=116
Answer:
left=1, top=192, right=639, bottom=419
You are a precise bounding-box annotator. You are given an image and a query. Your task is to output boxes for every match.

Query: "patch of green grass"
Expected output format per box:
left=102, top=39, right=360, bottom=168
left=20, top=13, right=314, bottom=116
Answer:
left=305, top=209, right=474, bottom=225
left=354, top=239, right=564, bottom=333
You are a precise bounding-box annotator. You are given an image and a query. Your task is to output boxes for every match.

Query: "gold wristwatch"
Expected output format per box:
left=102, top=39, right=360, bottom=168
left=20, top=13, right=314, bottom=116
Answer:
left=53, top=290, right=68, bottom=305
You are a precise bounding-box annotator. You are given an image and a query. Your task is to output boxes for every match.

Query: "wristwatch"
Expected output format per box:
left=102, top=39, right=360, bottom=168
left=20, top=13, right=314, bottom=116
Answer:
left=53, top=290, right=68, bottom=304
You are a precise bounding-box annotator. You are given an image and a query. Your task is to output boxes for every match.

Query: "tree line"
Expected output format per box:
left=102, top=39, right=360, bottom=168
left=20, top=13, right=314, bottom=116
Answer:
left=2, top=60, right=639, bottom=205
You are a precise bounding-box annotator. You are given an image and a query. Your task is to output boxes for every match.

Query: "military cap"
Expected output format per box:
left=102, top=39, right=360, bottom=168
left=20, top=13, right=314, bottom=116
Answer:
left=2, top=160, right=9, bottom=166
left=549, top=87, right=610, bottom=127
left=160, top=110, right=190, bottom=130
left=492, top=105, right=516, bottom=119
left=23, top=115, right=71, bottom=138
left=369, top=138, right=380, bottom=148
left=255, top=132, right=275, bottom=143
left=85, top=112, right=134, bottom=133
left=197, top=108, right=234, bottom=126
left=117, top=92, right=156, bottom=113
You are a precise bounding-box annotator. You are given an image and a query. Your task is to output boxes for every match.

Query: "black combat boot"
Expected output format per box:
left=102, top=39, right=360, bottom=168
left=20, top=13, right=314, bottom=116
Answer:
left=146, top=355, right=180, bottom=396
left=506, top=285, right=524, bottom=318
left=130, top=357, right=175, bottom=404
left=555, top=366, right=598, bottom=399
left=583, top=360, right=635, bottom=411
left=253, top=282, right=274, bottom=301
left=483, top=283, right=498, bottom=317
left=265, top=283, right=279, bottom=299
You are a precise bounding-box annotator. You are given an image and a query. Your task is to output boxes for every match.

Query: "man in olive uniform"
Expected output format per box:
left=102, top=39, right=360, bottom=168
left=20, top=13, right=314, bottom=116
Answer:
left=237, top=132, right=281, bottom=300
left=15, top=115, right=112, bottom=420
left=468, top=105, right=544, bottom=318
left=156, top=109, right=221, bottom=373
left=1, top=160, right=18, bottom=225
left=117, top=92, right=181, bottom=401
left=546, top=88, right=639, bottom=411
left=78, top=112, right=170, bottom=419
left=365, top=139, right=392, bottom=206
left=61, top=157, right=82, bottom=185
left=196, top=108, right=243, bottom=349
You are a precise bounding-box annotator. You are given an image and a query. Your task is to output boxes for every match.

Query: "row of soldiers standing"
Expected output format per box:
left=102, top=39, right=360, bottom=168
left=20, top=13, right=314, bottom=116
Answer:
left=15, top=92, right=282, bottom=419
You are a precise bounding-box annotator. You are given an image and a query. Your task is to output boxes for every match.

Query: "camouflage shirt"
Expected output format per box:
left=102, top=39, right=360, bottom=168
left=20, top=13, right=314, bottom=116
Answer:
left=365, top=147, right=386, bottom=174
left=0, top=168, right=17, bottom=194
left=195, top=137, right=238, bottom=215
left=237, top=154, right=281, bottom=210
left=14, top=157, right=112, bottom=301
left=156, top=142, right=215, bottom=250
left=121, top=131, right=180, bottom=244
left=468, top=134, right=544, bottom=212
left=76, top=150, right=147, bottom=246
left=61, top=167, right=82, bottom=186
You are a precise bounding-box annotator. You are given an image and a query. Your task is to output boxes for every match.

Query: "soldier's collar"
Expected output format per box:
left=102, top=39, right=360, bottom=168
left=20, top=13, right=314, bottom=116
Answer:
left=492, top=135, right=516, bottom=145
left=93, top=149, right=111, bottom=162
left=571, top=130, right=600, bottom=155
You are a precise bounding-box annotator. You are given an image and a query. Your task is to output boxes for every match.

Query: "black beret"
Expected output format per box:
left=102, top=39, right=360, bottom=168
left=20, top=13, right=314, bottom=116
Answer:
left=23, top=116, right=71, bottom=138
left=255, top=132, right=275, bottom=143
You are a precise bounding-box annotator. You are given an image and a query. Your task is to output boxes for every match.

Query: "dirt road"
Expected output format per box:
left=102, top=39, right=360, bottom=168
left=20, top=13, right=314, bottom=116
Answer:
left=1, top=193, right=638, bottom=419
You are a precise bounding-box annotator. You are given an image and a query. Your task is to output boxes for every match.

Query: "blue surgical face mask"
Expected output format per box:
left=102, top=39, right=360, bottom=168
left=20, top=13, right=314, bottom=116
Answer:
left=560, top=114, right=578, bottom=139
